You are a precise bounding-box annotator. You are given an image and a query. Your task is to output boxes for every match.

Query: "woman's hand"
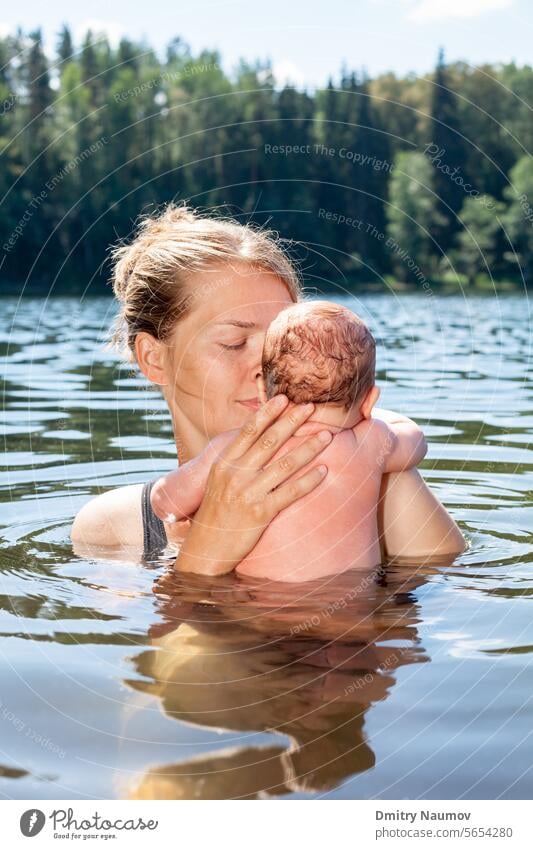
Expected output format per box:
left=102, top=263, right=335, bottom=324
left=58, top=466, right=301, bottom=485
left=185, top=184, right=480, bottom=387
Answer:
left=174, top=394, right=332, bottom=576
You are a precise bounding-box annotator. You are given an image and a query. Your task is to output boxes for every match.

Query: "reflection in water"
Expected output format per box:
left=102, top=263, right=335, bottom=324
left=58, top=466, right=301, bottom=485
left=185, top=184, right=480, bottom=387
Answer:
left=125, top=563, right=433, bottom=798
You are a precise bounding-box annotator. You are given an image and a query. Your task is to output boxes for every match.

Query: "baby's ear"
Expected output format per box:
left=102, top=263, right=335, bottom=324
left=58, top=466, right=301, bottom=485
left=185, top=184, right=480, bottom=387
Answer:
left=256, top=373, right=268, bottom=404
left=360, top=385, right=380, bottom=419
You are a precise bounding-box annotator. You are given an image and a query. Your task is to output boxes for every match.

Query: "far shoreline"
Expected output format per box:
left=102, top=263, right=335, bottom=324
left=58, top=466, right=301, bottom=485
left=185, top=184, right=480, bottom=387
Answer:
left=0, top=276, right=527, bottom=298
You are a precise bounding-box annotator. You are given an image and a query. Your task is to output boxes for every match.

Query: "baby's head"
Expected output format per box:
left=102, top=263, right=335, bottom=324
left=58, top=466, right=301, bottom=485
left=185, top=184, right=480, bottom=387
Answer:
left=260, top=300, right=376, bottom=415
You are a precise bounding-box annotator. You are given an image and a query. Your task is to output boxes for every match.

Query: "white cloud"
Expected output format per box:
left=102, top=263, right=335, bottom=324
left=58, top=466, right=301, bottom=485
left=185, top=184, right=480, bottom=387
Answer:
left=271, top=59, right=308, bottom=89
left=74, top=19, right=124, bottom=49
left=407, top=0, right=513, bottom=21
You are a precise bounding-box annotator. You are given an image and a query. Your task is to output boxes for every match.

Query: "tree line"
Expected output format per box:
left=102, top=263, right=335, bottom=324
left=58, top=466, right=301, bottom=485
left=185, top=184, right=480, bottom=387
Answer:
left=1, top=29, right=532, bottom=294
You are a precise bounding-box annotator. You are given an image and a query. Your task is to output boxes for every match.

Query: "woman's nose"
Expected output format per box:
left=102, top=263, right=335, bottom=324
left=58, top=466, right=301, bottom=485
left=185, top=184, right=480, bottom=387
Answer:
left=250, top=364, right=262, bottom=386
left=248, top=335, right=264, bottom=382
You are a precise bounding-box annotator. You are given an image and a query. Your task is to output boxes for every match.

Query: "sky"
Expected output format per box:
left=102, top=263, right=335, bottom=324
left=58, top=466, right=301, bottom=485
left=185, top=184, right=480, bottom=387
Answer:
left=1, top=0, right=532, bottom=87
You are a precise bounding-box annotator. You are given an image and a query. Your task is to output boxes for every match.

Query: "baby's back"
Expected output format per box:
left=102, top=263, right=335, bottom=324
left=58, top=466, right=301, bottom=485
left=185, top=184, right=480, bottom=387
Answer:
left=236, top=420, right=383, bottom=582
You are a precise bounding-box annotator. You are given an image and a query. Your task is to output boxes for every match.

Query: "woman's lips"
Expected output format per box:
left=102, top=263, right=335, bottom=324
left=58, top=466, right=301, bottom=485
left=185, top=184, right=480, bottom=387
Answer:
left=238, top=398, right=260, bottom=410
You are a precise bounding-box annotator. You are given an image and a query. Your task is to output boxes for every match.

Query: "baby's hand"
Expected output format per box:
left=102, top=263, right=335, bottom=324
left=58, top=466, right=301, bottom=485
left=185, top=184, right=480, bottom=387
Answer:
left=150, top=475, right=182, bottom=523
left=150, top=429, right=240, bottom=524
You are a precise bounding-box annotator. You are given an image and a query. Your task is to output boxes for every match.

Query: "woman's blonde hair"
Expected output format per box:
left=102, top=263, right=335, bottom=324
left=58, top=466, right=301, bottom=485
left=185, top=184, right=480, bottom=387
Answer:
left=107, top=203, right=302, bottom=362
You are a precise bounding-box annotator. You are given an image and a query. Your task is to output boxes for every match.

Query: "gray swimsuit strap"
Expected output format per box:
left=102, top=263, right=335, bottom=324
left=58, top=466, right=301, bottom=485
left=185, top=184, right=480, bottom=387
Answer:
left=141, top=479, right=168, bottom=559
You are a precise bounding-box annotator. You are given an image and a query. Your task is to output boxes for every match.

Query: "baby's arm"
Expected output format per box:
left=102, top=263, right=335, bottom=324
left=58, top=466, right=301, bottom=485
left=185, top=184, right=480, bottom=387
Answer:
left=150, top=430, right=237, bottom=524
left=372, top=407, right=420, bottom=428
left=367, top=414, right=427, bottom=473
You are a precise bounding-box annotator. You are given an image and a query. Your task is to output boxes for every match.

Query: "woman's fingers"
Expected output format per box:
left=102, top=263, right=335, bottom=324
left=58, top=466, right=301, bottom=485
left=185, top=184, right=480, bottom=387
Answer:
left=219, top=394, right=289, bottom=463
left=233, top=401, right=318, bottom=471
left=265, top=463, right=328, bottom=517
left=255, top=430, right=333, bottom=494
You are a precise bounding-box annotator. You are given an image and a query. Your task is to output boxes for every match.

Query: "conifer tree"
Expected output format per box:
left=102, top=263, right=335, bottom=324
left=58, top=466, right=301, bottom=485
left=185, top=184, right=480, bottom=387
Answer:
left=428, top=48, right=469, bottom=254
left=56, top=25, right=74, bottom=66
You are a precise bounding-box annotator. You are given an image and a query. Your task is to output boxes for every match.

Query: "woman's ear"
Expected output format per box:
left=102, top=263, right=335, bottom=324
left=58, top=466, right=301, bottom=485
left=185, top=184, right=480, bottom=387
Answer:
left=256, top=373, right=268, bottom=404
left=360, top=385, right=381, bottom=419
left=135, top=332, right=168, bottom=386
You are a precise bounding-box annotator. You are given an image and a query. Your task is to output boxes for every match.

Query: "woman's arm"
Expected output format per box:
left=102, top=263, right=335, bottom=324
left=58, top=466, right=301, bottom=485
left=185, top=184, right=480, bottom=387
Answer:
left=373, top=408, right=466, bottom=558
left=378, top=468, right=466, bottom=559
left=71, top=483, right=145, bottom=549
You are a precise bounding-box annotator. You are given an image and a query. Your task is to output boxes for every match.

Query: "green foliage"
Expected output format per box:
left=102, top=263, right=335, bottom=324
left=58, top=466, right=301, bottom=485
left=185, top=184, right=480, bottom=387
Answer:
left=0, top=32, right=530, bottom=293
left=386, top=151, right=436, bottom=282
left=447, top=195, right=505, bottom=284
left=503, top=156, right=533, bottom=284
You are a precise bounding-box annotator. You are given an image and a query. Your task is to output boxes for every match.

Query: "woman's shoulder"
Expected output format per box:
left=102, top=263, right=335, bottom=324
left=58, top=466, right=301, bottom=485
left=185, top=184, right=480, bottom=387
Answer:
left=71, top=483, right=145, bottom=549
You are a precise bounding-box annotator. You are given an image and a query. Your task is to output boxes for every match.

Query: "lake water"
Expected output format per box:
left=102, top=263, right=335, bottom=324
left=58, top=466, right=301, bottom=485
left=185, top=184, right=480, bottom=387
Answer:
left=0, top=293, right=531, bottom=800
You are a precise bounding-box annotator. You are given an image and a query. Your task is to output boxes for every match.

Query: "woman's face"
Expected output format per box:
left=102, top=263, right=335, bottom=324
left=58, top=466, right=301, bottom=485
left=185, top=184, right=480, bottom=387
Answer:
left=160, top=262, right=295, bottom=448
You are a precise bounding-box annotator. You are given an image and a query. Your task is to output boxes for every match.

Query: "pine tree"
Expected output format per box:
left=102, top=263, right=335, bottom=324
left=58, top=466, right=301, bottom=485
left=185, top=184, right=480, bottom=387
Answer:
left=353, top=74, right=390, bottom=276
left=314, top=78, right=353, bottom=273
left=26, top=29, right=53, bottom=125
left=118, top=38, right=139, bottom=71
left=428, top=48, right=469, bottom=254
left=80, top=30, right=100, bottom=105
left=57, top=25, right=74, bottom=66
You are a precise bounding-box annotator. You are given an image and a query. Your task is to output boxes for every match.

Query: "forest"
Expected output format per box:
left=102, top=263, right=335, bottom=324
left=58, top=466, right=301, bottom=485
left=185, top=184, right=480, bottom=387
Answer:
left=1, top=27, right=533, bottom=294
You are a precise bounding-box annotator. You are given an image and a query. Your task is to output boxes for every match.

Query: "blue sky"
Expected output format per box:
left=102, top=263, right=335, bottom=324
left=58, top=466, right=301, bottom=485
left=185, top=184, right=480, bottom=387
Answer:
left=1, top=0, right=531, bottom=87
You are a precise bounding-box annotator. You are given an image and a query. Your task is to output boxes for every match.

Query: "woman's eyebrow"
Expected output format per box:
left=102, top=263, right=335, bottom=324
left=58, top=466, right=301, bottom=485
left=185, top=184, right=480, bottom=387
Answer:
left=214, top=320, right=257, bottom=328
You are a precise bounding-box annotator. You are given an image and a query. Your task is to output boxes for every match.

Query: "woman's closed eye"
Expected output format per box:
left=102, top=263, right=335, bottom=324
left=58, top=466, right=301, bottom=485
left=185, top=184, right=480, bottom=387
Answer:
left=219, top=341, right=246, bottom=350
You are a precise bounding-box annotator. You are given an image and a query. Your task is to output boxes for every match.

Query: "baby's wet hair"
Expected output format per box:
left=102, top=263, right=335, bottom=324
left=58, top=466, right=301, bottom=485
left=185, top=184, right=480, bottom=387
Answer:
left=262, top=300, right=376, bottom=411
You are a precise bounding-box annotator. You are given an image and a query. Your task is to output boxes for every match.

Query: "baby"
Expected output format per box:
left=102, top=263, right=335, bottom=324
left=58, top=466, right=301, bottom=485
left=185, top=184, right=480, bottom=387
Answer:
left=150, top=301, right=427, bottom=582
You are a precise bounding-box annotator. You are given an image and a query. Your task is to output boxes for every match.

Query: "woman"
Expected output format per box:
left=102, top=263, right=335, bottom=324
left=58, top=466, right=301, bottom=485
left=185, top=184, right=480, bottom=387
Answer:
left=71, top=203, right=465, bottom=572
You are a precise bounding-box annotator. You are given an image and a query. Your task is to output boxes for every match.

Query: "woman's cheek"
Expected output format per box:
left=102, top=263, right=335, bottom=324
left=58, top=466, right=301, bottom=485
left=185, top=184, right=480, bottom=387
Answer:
left=200, top=356, right=240, bottom=403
